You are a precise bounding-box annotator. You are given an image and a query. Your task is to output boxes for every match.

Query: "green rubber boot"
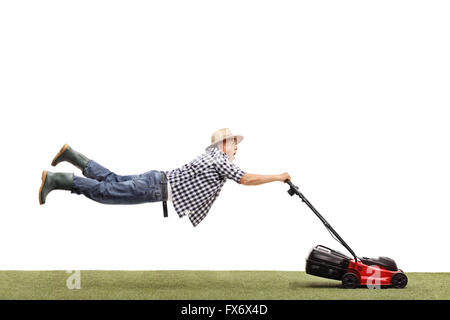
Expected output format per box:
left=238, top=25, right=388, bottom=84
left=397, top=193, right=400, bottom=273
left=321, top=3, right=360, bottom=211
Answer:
left=51, top=144, right=90, bottom=171
left=39, top=171, right=74, bottom=205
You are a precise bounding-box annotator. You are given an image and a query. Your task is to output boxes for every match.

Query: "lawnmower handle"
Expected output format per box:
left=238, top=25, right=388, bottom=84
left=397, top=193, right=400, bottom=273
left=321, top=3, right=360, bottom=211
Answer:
left=284, top=178, right=359, bottom=262
left=284, top=179, right=300, bottom=195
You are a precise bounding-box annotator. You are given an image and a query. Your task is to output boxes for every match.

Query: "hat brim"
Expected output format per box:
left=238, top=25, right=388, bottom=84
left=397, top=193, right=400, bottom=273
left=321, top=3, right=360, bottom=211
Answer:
left=205, top=135, right=244, bottom=151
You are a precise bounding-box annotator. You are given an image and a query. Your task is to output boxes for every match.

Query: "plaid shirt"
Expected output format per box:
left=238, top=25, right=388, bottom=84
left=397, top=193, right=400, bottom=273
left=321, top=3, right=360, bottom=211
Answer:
left=164, top=147, right=246, bottom=227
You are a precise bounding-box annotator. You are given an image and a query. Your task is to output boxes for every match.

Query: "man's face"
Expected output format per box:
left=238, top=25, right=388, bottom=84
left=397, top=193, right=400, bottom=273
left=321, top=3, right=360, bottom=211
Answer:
left=221, top=137, right=238, bottom=162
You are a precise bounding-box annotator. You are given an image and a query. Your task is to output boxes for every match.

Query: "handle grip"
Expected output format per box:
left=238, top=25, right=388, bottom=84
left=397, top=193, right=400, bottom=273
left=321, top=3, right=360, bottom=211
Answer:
left=285, top=179, right=300, bottom=196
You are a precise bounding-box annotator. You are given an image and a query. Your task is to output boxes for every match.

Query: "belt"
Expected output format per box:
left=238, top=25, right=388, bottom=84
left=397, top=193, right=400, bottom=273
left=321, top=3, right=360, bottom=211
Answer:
left=159, top=171, right=168, bottom=218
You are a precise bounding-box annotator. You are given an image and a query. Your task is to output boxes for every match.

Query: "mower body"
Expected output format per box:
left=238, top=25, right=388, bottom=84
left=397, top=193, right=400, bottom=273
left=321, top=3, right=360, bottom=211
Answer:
left=306, top=245, right=408, bottom=288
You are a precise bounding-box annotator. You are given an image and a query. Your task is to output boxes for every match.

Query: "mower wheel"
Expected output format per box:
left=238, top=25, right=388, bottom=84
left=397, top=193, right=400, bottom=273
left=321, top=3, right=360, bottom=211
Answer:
left=391, top=272, right=408, bottom=289
left=342, top=273, right=359, bottom=289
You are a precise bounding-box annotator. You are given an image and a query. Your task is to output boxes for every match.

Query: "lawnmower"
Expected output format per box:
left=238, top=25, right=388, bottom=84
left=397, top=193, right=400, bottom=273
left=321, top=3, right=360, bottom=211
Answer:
left=285, top=179, right=407, bottom=289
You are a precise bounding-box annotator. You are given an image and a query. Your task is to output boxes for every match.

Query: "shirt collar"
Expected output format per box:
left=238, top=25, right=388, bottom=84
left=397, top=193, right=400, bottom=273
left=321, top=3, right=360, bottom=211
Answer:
left=209, top=147, right=227, bottom=158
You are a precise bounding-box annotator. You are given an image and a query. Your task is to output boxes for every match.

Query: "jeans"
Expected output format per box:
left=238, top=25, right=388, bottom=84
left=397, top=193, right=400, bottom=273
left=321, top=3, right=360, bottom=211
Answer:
left=71, top=160, right=166, bottom=205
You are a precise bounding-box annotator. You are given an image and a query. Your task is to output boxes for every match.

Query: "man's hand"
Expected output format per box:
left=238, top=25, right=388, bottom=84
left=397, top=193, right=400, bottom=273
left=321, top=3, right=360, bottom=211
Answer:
left=279, top=172, right=291, bottom=183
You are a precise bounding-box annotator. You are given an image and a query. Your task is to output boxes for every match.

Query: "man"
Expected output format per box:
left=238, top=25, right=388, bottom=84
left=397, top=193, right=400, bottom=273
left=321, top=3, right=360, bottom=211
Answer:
left=39, top=128, right=291, bottom=227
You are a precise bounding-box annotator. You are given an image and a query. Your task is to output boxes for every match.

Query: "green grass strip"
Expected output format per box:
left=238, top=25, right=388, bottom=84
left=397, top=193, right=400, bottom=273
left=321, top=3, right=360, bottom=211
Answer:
left=0, top=271, right=448, bottom=300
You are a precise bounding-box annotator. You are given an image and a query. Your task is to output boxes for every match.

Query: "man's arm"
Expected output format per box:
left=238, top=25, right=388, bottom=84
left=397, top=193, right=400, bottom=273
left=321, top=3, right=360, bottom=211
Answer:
left=240, top=172, right=291, bottom=186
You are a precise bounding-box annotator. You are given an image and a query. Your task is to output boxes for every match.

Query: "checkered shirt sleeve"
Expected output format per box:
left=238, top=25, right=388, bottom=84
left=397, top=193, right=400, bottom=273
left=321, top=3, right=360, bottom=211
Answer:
left=214, top=152, right=246, bottom=184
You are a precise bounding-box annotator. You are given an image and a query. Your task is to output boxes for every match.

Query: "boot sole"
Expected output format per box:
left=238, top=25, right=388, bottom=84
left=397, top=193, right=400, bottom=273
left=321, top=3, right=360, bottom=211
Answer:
left=51, top=143, right=69, bottom=166
left=39, top=170, right=47, bottom=205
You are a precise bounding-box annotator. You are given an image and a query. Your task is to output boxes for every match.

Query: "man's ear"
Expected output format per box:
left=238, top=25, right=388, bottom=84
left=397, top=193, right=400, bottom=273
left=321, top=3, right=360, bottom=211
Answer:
left=218, top=139, right=226, bottom=152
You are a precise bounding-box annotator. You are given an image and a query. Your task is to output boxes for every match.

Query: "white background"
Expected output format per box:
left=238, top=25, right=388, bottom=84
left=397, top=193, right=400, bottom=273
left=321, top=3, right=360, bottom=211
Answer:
left=1, top=1, right=449, bottom=272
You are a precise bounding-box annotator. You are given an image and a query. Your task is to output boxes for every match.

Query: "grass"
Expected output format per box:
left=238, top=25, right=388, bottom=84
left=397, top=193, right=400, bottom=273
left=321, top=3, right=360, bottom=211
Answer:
left=0, top=271, right=448, bottom=300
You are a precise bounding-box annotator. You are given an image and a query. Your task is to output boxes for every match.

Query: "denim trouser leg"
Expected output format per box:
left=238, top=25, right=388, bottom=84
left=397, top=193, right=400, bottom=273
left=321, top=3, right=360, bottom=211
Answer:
left=71, top=160, right=164, bottom=204
left=82, top=160, right=142, bottom=182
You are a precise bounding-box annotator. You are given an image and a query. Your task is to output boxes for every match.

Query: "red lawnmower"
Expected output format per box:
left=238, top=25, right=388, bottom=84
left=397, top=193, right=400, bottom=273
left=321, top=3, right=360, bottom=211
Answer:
left=285, top=179, right=408, bottom=289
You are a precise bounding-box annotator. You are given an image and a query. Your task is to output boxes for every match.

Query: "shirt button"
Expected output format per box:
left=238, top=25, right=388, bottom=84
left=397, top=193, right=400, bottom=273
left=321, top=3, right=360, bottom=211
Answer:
left=184, top=210, right=190, bottom=216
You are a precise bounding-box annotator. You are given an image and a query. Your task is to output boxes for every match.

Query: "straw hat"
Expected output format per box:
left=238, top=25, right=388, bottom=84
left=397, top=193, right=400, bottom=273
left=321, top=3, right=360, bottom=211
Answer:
left=205, top=128, right=244, bottom=151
